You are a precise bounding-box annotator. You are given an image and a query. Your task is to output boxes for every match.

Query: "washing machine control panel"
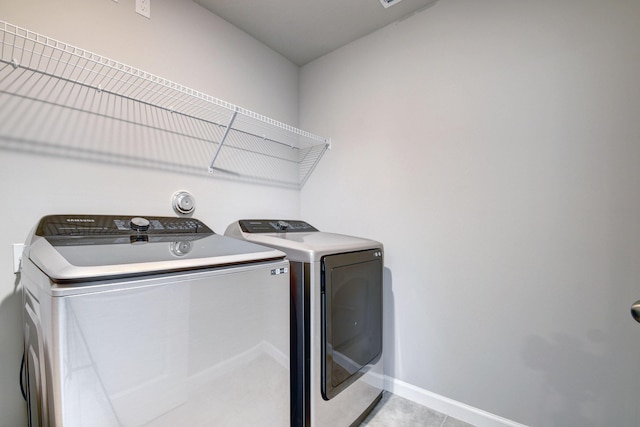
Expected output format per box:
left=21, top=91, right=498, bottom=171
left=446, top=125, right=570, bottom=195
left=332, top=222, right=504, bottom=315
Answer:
left=36, top=215, right=214, bottom=243
left=238, top=219, right=318, bottom=233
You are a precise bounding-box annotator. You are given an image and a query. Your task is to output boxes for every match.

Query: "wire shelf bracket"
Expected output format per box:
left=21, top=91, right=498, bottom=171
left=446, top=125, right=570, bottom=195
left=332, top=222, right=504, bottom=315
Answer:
left=209, top=109, right=238, bottom=173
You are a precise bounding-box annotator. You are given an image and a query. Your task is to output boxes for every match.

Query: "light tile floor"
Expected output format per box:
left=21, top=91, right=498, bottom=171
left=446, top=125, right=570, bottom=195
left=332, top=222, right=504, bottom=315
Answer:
left=359, top=392, right=475, bottom=427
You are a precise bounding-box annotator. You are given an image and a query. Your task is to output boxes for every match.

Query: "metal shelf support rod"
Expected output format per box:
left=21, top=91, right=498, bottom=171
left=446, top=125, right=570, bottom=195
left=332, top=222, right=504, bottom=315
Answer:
left=208, top=109, right=238, bottom=172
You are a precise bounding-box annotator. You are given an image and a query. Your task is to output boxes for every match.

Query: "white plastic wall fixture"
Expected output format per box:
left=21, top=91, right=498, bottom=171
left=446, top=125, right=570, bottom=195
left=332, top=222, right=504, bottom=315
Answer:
left=13, top=243, right=25, bottom=273
left=380, top=0, right=404, bottom=8
left=172, top=191, right=196, bottom=216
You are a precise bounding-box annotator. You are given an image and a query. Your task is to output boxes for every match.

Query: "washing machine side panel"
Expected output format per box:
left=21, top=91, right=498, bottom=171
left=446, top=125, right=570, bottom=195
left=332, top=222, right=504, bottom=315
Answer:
left=22, top=279, right=47, bottom=427
left=309, top=263, right=384, bottom=427
left=24, top=260, right=290, bottom=427
left=21, top=258, right=60, bottom=427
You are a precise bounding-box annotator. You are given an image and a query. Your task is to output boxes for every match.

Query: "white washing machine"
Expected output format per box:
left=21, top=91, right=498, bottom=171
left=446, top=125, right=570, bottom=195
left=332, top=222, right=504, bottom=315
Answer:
left=225, top=220, right=384, bottom=427
left=21, top=214, right=290, bottom=427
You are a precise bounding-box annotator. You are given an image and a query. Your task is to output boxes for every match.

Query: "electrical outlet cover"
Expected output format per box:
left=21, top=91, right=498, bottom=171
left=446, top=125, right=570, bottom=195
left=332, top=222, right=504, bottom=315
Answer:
left=136, top=0, right=151, bottom=18
left=13, top=243, right=25, bottom=273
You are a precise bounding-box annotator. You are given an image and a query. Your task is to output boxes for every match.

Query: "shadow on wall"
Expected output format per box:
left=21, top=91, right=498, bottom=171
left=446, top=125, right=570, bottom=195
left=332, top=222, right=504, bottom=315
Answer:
left=383, top=267, right=395, bottom=377
left=522, top=332, right=610, bottom=427
left=0, top=63, right=226, bottom=181
left=0, top=273, right=27, bottom=426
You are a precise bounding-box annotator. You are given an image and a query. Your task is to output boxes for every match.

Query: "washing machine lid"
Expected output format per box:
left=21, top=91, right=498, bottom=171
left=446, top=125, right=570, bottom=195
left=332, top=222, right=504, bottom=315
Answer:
left=225, top=220, right=382, bottom=262
left=27, top=215, right=286, bottom=283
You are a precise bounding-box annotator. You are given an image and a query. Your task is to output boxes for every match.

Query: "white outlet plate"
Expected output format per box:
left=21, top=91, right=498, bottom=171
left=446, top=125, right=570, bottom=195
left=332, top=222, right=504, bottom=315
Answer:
left=136, top=0, right=151, bottom=18
left=13, top=243, right=25, bottom=273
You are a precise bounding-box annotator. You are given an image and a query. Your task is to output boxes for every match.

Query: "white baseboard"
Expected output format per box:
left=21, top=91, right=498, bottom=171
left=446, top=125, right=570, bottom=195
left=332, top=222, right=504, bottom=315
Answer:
left=383, top=376, right=528, bottom=427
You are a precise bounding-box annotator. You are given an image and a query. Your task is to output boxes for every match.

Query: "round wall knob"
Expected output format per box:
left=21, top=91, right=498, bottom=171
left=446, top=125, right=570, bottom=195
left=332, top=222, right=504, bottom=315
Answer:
left=172, top=191, right=196, bottom=216
left=631, top=300, right=640, bottom=324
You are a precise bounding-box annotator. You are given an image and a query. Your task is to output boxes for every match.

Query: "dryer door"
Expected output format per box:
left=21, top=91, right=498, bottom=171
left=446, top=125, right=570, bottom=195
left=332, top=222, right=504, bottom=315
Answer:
left=321, top=249, right=383, bottom=400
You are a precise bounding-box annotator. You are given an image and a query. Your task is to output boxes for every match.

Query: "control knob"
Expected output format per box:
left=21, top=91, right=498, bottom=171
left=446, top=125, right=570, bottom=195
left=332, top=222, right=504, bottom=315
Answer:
left=130, top=217, right=150, bottom=232
left=276, top=220, right=290, bottom=231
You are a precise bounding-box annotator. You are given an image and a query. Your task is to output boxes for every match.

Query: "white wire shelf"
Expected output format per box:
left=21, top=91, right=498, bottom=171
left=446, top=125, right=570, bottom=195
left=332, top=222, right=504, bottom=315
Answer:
left=0, top=21, right=330, bottom=188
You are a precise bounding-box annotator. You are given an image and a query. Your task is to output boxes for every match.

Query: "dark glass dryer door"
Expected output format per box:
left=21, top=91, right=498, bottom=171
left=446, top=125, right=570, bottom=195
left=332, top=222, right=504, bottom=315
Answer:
left=321, top=249, right=382, bottom=400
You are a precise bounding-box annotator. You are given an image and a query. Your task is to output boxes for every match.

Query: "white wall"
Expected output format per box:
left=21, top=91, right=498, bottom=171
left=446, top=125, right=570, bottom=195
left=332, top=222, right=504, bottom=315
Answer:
left=0, top=1, right=300, bottom=426
left=300, top=0, right=640, bottom=426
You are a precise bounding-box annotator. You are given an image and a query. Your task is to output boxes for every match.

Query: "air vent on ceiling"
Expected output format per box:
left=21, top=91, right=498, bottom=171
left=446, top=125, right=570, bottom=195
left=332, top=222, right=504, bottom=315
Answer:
left=380, top=0, right=405, bottom=8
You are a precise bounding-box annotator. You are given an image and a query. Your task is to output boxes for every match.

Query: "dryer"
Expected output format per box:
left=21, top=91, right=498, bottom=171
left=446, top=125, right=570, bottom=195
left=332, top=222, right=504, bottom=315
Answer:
left=225, top=220, right=384, bottom=427
left=21, top=214, right=290, bottom=427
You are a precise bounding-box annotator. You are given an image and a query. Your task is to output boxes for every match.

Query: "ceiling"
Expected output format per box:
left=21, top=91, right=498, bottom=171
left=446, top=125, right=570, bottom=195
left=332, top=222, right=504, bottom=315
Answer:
left=194, top=0, right=437, bottom=66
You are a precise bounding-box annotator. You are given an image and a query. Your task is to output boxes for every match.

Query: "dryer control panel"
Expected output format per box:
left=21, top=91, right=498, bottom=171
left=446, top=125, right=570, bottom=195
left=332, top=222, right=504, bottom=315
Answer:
left=238, top=219, right=318, bottom=233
